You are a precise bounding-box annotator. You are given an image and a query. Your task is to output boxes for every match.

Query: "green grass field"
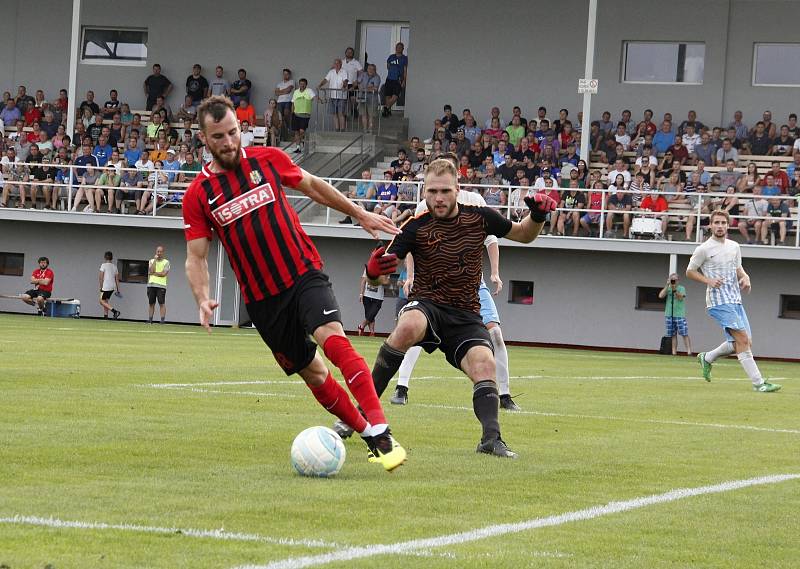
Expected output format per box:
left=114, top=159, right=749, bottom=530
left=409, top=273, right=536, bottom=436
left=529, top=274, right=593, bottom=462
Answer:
left=1, top=313, right=798, bottom=569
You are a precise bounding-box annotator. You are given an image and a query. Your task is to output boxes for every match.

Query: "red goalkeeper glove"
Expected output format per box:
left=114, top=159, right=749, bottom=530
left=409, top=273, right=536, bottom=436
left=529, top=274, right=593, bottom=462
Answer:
left=365, top=246, right=398, bottom=280
left=524, top=193, right=557, bottom=223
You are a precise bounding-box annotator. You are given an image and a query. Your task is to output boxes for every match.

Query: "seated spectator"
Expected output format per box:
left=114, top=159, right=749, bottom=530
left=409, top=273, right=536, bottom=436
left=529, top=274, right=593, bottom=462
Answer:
left=21, top=256, right=54, bottom=315
left=35, top=129, right=53, bottom=158
left=737, top=162, right=758, bottom=192
left=462, top=115, right=481, bottom=144
left=639, top=186, right=669, bottom=235
left=771, top=125, right=794, bottom=156
left=72, top=164, right=102, bottom=213
left=760, top=173, right=781, bottom=197
left=598, top=111, right=614, bottom=134
left=23, top=99, right=42, bottom=126
left=235, top=121, right=252, bottom=148
left=787, top=154, right=800, bottom=179
left=1, top=98, right=22, bottom=126
left=712, top=185, right=740, bottom=228
left=738, top=185, right=768, bottom=244
left=749, top=122, right=772, bottom=155
left=606, top=175, right=632, bottom=237
left=149, top=140, right=170, bottom=163
left=116, top=160, right=143, bottom=213
left=678, top=110, right=704, bottom=136
left=347, top=169, right=377, bottom=213
left=716, top=138, right=738, bottom=164
left=556, top=183, right=586, bottom=236
left=761, top=196, right=790, bottom=245
left=681, top=124, right=701, bottom=155
left=717, top=159, right=743, bottom=189
left=392, top=177, right=417, bottom=226
left=483, top=184, right=507, bottom=213
left=693, top=132, right=716, bottom=166
left=27, top=152, right=53, bottom=209
left=580, top=180, right=606, bottom=236
left=693, top=159, right=711, bottom=186
left=559, top=143, right=579, bottom=168
left=667, top=135, right=690, bottom=164
left=613, top=122, right=631, bottom=150
left=606, top=158, right=631, bottom=188
left=176, top=95, right=198, bottom=122
left=162, top=149, right=181, bottom=183
left=119, top=103, right=133, bottom=125
left=141, top=160, right=170, bottom=214
left=98, top=162, right=122, bottom=213
left=373, top=171, right=397, bottom=218
left=684, top=183, right=711, bottom=241
left=264, top=99, right=282, bottom=147
left=92, top=134, right=114, bottom=167
left=178, top=151, right=201, bottom=183
left=484, top=116, right=503, bottom=140
left=767, top=161, right=790, bottom=193
left=146, top=113, right=167, bottom=145
left=505, top=116, right=525, bottom=147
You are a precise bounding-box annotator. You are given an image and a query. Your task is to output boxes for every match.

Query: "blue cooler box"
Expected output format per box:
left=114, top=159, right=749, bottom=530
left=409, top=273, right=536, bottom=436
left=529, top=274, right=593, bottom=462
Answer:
left=46, top=299, right=81, bottom=318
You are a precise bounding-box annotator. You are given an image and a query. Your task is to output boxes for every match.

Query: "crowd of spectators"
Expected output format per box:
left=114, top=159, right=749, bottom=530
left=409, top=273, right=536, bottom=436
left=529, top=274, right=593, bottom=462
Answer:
left=364, top=104, right=799, bottom=243
left=0, top=61, right=798, bottom=245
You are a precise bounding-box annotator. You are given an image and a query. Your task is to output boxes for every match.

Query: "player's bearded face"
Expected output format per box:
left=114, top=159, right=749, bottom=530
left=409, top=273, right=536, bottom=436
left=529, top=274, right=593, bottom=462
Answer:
left=203, top=111, right=241, bottom=170
left=425, top=174, right=459, bottom=219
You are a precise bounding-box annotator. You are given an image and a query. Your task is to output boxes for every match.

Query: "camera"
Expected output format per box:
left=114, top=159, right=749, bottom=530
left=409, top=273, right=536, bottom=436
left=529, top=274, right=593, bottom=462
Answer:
left=670, top=278, right=677, bottom=284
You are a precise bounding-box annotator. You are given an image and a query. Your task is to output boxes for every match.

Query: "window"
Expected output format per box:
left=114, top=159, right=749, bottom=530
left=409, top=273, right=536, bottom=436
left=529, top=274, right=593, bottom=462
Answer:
left=779, top=295, right=800, bottom=319
left=0, top=252, right=24, bottom=276
left=635, top=286, right=666, bottom=311
left=81, top=27, right=147, bottom=66
left=753, top=44, right=800, bottom=87
left=119, top=259, right=149, bottom=283
left=508, top=280, right=534, bottom=305
left=622, top=42, right=704, bottom=84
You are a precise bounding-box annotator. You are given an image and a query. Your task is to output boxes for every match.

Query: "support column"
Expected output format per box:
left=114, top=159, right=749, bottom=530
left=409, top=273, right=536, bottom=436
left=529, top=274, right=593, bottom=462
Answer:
left=579, top=0, right=598, bottom=162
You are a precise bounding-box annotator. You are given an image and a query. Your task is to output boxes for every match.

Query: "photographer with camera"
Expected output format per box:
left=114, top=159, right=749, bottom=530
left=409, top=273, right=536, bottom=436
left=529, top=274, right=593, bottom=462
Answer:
left=659, top=273, right=692, bottom=356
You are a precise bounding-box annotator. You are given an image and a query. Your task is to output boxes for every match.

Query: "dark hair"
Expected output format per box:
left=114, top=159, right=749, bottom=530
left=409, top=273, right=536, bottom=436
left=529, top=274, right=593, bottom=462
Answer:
left=790, top=113, right=797, bottom=120
left=298, top=77, right=308, bottom=85
left=104, top=251, right=113, bottom=260
left=38, top=256, right=49, bottom=263
left=238, top=68, right=246, bottom=74
left=282, top=68, right=291, bottom=74
left=443, top=104, right=452, bottom=111
left=197, top=96, right=235, bottom=130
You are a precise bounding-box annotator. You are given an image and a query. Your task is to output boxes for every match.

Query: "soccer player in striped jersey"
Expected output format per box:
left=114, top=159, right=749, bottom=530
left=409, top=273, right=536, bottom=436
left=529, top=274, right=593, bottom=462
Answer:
left=182, top=96, right=407, bottom=470
left=686, top=210, right=781, bottom=392
left=388, top=186, right=520, bottom=410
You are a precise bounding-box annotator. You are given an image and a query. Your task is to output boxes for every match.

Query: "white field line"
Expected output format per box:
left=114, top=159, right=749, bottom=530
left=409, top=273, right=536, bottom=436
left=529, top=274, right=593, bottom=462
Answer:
left=416, top=403, right=800, bottom=435
left=0, top=514, right=338, bottom=548
left=141, top=382, right=800, bottom=434
left=148, top=380, right=302, bottom=388
left=235, top=473, right=800, bottom=569
left=388, top=374, right=790, bottom=383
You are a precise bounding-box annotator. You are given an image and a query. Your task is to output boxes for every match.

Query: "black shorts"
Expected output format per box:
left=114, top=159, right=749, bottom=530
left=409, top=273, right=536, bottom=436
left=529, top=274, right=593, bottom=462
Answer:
left=100, top=290, right=114, bottom=300
left=362, top=296, right=383, bottom=322
left=25, top=289, right=51, bottom=300
left=384, top=79, right=403, bottom=98
left=246, top=269, right=341, bottom=376
left=292, top=114, right=310, bottom=131
left=147, top=286, right=166, bottom=305
left=395, top=298, right=409, bottom=318
left=399, top=298, right=493, bottom=370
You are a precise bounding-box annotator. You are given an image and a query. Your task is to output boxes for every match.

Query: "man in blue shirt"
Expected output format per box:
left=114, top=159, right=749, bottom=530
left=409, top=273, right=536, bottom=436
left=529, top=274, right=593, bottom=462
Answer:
left=760, top=174, right=781, bottom=197
left=653, top=120, right=675, bottom=155
left=162, top=149, right=181, bottom=184
left=1, top=99, right=22, bottom=125
left=92, top=134, right=114, bottom=167
left=382, top=42, right=408, bottom=117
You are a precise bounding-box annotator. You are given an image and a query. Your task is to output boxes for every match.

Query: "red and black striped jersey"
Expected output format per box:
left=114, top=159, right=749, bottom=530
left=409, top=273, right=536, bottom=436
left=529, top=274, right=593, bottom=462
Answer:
left=182, top=146, right=322, bottom=303
left=386, top=205, right=512, bottom=313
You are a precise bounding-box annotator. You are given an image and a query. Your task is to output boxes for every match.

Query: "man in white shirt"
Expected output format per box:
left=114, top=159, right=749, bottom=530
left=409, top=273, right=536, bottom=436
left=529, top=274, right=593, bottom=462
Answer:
left=681, top=124, right=701, bottom=155
left=606, top=158, right=632, bottom=188
left=239, top=121, right=254, bottom=147
left=98, top=250, right=121, bottom=319
left=274, top=68, right=295, bottom=137
left=319, top=59, right=349, bottom=131
left=614, top=122, right=631, bottom=149
left=687, top=210, right=780, bottom=392
left=342, top=47, right=362, bottom=121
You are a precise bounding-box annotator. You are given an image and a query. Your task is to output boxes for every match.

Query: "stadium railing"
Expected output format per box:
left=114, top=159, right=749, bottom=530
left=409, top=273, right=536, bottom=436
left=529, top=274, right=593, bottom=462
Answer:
left=3, top=164, right=799, bottom=247
left=314, top=87, right=384, bottom=135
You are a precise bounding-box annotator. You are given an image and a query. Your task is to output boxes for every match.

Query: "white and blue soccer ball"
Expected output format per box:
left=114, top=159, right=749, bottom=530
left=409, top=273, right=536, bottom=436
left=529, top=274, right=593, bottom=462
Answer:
left=290, top=426, right=346, bottom=477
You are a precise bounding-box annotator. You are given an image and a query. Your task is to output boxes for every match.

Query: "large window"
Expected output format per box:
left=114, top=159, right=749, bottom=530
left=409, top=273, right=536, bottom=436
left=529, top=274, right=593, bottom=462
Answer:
left=779, top=295, right=800, bottom=319
left=622, top=42, right=704, bottom=84
left=0, top=252, right=24, bottom=276
left=508, top=280, right=534, bottom=305
left=753, top=44, right=800, bottom=87
left=81, top=27, right=147, bottom=66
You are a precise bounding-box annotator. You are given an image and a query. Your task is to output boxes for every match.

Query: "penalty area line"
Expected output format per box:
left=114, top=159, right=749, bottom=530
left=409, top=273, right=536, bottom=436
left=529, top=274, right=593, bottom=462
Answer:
left=234, top=473, right=800, bottom=569
left=0, top=514, right=339, bottom=548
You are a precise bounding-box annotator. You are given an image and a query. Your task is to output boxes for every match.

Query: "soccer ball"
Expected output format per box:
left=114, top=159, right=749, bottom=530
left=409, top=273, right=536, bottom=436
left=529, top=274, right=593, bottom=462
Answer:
left=290, top=426, right=346, bottom=477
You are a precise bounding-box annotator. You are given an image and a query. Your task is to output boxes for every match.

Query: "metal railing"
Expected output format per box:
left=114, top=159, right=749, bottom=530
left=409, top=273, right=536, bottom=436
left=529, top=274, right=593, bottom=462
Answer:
left=3, top=163, right=799, bottom=248
left=314, top=87, right=383, bottom=135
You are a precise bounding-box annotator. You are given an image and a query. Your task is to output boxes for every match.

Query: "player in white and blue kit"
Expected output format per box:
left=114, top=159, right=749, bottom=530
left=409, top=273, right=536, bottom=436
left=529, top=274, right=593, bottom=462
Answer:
left=388, top=188, right=521, bottom=410
left=686, top=209, right=781, bottom=392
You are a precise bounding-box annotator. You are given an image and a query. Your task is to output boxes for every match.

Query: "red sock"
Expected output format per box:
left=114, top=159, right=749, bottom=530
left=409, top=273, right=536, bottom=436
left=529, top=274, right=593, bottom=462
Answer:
left=309, top=373, right=367, bottom=433
left=323, top=335, right=387, bottom=427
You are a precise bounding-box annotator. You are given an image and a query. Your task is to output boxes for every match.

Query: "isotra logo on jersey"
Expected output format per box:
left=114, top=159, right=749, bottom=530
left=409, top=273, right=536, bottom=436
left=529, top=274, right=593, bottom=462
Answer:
left=211, top=183, right=276, bottom=226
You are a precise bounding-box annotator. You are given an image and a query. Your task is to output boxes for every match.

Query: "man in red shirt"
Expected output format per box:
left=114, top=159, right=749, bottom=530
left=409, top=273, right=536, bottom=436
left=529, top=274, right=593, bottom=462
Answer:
left=768, top=161, right=790, bottom=193
left=22, top=256, right=54, bottom=315
left=640, top=187, right=669, bottom=234
left=183, top=96, right=406, bottom=471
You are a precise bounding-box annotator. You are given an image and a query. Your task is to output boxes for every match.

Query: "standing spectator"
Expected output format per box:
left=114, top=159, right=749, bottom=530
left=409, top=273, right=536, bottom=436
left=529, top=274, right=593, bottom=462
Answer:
left=186, top=64, right=209, bottom=104
left=358, top=267, right=386, bottom=336
left=319, top=59, right=349, bottom=132
left=382, top=42, right=407, bottom=117
left=147, top=245, right=170, bottom=324
left=209, top=66, right=229, bottom=97
left=275, top=68, right=295, bottom=139
left=99, top=251, right=121, bottom=319
left=264, top=99, right=282, bottom=147
left=144, top=64, right=173, bottom=111
left=292, top=78, right=316, bottom=154
left=230, top=68, right=252, bottom=106
left=659, top=274, right=691, bottom=355
left=357, top=63, right=381, bottom=133
left=21, top=256, right=54, bottom=315
left=342, top=47, right=362, bottom=116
